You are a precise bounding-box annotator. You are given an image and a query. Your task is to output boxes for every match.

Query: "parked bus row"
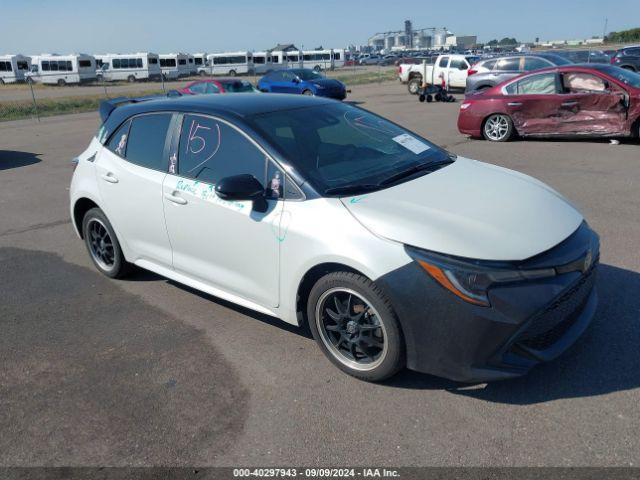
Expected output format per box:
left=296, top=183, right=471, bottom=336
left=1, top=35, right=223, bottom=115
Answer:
left=0, top=49, right=348, bottom=86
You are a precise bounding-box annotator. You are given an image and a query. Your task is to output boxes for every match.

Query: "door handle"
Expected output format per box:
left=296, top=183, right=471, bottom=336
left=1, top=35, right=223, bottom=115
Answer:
left=562, top=101, right=578, bottom=107
left=507, top=102, right=523, bottom=107
left=164, top=192, right=188, bottom=205
left=100, top=173, right=118, bottom=184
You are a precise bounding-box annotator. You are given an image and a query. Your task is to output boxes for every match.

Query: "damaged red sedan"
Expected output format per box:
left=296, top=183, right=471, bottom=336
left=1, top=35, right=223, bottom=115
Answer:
left=458, top=65, right=640, bottom=142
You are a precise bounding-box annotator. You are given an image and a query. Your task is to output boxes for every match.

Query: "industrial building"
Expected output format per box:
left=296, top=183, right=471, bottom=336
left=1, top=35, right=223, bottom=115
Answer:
left=368, top=20, right=476, bottom=51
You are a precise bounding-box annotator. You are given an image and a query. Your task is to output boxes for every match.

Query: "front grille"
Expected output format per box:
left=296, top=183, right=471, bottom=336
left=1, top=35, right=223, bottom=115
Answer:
left=515, top=261, right=598, bottom=351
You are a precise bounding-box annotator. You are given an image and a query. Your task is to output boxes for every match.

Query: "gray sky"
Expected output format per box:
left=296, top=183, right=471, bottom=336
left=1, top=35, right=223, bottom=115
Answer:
left=2, top=0, right=636, bottom=54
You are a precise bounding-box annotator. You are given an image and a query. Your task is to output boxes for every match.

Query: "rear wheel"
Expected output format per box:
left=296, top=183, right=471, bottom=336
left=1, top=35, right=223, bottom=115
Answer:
left=302, top=89, right=314, bottom=96
left=307, top=272, right=405, bottom=382
left=483, top=114, right=514, bottom=142
left=313, top=65, right=322, bottom=72
left=82, top=207, right=132, bottom=279
left=407, top=77, right=421, bottom=95
left=229, top=69, right=237, bottom=77
left=199, top=70, right=206, bottom=77
left=57, top=78, right=66, bottom=87
left=127, top=75, right=136, bottom=83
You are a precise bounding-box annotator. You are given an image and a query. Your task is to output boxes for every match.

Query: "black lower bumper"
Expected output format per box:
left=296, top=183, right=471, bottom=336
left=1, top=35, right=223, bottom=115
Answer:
left=375, top=223, right=600, bottom=383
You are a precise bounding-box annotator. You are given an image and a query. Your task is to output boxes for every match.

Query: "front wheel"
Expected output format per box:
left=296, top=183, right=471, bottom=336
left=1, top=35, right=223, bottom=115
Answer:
left=82, top=207, right=132, bottom=279
left=302, top=89, right=314, bottom=96
left=57, top=78, right=66, bottom=87
left=228, top=70, right=237, bottom=77
left=127, top=75, right=136, bottom=83
left=307, top=272, right=405, bottom=382
left=483, top=114, right=514, bottom=142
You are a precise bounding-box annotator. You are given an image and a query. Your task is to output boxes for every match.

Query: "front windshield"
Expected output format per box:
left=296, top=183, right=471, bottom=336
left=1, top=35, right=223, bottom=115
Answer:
left=249, top=103, right=452, bottom=195
left=292, top=69, right=323, bottom=81
left=599, top=65, right=640, bottom=88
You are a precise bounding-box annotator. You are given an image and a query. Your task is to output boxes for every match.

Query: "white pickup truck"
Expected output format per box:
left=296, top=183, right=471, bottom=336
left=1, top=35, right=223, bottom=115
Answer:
left=398, top=54, right=480, bottom=94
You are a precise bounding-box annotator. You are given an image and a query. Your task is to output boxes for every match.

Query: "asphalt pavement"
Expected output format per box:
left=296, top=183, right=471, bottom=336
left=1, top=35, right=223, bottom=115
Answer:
left=0, top=82, right=639, bottom=466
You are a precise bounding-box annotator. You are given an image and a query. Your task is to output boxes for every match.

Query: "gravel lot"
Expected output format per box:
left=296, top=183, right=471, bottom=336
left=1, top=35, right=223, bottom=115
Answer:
left=0, top=82, right=639, bottom=467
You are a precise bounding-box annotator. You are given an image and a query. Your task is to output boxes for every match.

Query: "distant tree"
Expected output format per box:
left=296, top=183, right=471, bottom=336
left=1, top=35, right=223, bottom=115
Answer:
left=499, top=37, right=518, bottom=46
left=487, top=39, right=499, bottom=46
left=605, top=28, right=640, bottom=44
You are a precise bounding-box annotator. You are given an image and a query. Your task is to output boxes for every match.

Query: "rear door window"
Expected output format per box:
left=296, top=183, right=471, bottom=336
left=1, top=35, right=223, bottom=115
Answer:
left=124, top=113, right=172, bottom=171
left=496, top=57, right=522, bottom=72
left=506, top=73, right=558, bottom=95
left=438, top=56, right=450, bottom=68
left=449, top=58, right=468, bottom=70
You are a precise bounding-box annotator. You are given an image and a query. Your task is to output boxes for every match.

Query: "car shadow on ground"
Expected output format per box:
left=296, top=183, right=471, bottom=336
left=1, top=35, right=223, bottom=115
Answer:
left=0, top=150, right=41, bottom=170
left=124, top=267, right=311, bottom=339
left=126, top=263, right=640, bottom=403
left=384, top=263, right=640, bottom=404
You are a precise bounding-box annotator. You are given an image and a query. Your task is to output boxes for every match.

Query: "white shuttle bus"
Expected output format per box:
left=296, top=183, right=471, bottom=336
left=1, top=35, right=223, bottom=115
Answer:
left=301, top=49, right=345, bottom=71
left=186, top=54, right=197, bottom=75
left=26, top=53, right=96, bottom=86
left=95, top=53, right=161, bottom=82
left=194, top=53, right=207, bottom=75
left=252, top=51, right=273, bottom=74
left=206, top=52, right=254, bottom=76
left=159, top=53, right=189, bottom=80
left=0, top=54, right=31, bottom=84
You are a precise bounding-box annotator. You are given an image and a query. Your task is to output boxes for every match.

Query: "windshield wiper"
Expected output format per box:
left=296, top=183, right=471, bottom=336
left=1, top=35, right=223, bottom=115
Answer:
left=378, top=159, right=453, bottom=187
left=323, top=184, right=382, bottom=196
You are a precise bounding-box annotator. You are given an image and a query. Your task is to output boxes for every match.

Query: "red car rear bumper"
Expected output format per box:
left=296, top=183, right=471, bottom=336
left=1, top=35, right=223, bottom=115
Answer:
left=457, top=110, right=483, bottom=138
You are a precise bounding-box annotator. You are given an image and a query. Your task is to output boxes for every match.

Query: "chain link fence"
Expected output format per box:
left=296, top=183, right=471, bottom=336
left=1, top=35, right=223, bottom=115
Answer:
left=0, top=64, right=397, bottom=124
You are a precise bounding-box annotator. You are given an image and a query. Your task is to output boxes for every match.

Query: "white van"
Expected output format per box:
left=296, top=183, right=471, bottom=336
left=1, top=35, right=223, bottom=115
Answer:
left=252, top=51, right=273, bottom=74
left=0, top=54, right=31, bottom=84
left=300, top=49, right=345, bottom=71
left=95, top=53, right=161, bottom=82
left=194, top=53, right=207, bottom=75
left=204, top=52, right=254, bottom=76
left=186, top=54, right=197, bottom=75
left=26, top=53, right=96, bottom=86
left=159, top=53, right=189, bottom=80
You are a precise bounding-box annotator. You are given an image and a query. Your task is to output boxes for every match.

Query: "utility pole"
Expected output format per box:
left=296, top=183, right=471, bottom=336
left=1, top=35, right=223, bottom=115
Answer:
left=603, top=18, right=608, bottom=40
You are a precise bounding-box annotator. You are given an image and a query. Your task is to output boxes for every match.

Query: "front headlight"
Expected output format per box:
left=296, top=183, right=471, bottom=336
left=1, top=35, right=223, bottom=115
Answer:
left=406, top=246, right=556, bottom=307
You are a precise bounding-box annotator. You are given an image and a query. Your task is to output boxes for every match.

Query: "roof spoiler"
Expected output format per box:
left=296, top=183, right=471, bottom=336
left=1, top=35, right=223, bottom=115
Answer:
left=99, top=93, right=176, bottom=123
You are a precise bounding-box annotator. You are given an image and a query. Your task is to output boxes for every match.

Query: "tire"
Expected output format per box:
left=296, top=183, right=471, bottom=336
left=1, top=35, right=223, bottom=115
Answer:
left=82, top=207, right=132, bottom=279
left=307, top=272, right=405, bottom=382
left=0, top=78, right=4, bottom=85
left=302, top=89, right=314, bottom=96
left=313, top=65, right=321, bottom=72
left=483, top=113, right=514, bottom=142
left=407, top=77, right=421, bottom=95
left=229, top=70, right=237, bottom=77
left=199, top=70, right=206, bottom=77
left=127, top=75, right=136, bottom=83
left=57, top=78, right=66, bottom=87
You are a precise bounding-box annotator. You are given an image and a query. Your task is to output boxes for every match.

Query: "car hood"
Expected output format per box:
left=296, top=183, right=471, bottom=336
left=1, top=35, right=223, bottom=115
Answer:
left=309, top=78, right=344, bottom=89
left=341, top=157, right=583, bottom=261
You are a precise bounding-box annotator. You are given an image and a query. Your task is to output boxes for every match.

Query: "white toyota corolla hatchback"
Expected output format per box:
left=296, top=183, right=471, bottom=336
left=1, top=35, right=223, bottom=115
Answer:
left=70, top=94, right=599, bottom=382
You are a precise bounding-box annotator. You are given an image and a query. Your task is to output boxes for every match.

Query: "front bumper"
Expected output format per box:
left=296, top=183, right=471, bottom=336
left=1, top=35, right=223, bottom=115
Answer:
left=375, top=223, right=600, bottom=382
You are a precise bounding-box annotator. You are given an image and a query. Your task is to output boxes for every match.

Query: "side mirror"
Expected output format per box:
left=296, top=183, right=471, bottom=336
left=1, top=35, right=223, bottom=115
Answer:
left=216, top=174, right=264, bottom=201
left=293, top=77, right=300, bottom=83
